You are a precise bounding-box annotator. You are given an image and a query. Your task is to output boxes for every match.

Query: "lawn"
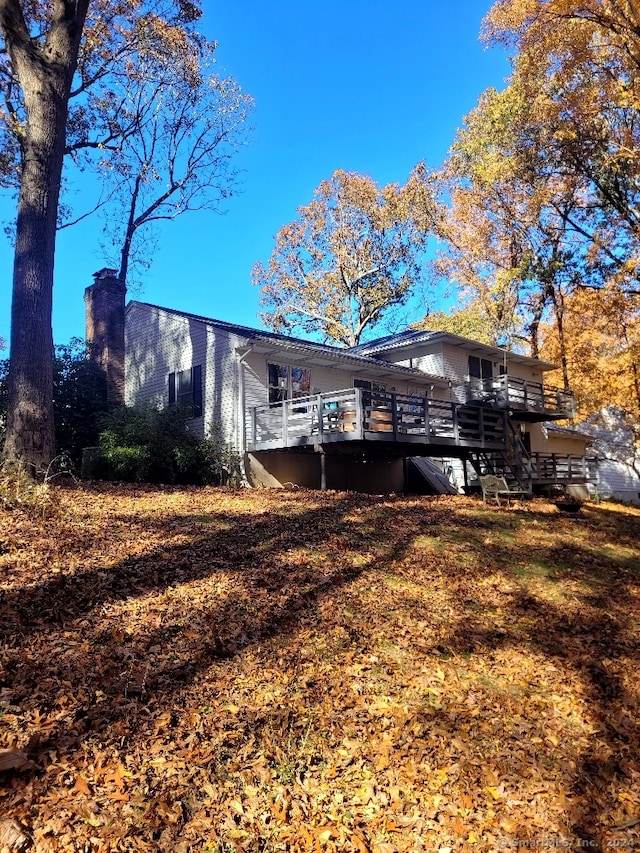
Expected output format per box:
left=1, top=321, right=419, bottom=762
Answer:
left=0, top=484, right=639, bottom=852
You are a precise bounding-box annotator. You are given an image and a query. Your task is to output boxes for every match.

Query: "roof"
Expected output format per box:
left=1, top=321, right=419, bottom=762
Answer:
left=546, top=423, right=593, bottom=440
left=349, top=328, right=556, bottom=371
left=126, top=301, right=450, bottom=386
left=349, top=329, right=437, bottom=354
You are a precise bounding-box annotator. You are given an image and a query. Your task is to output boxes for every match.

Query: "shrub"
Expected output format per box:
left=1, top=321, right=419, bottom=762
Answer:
left=0, top=339, right=110, bottom=471
left=88, top=406, right=242, bottom=486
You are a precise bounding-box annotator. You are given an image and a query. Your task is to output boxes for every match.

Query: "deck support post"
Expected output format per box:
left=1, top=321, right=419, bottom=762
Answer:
left=282, top=401, right=289, bottom=448
left=391, top=392, right=398, bottom=437
left=316, top=393, right=324, bottom=441
left=354, top=388, right=363, bottom=439
left=319, top=448, right=326, bottom=491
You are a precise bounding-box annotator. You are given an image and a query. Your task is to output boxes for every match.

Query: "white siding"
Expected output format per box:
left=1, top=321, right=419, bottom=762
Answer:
left=440, top=345, right=469, bottom=403
left=597, top=459, right=640, bottom=503
left=391, top=344, right=445, bottom=377
left=125, top=303, right=250, bottom=446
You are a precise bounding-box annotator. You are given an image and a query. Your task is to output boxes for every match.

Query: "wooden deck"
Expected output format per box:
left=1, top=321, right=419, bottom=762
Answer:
left=250, top=388, right=595, bottom=489
left=465, top=375, right=575, bottom=420
left=250, top=388, right=508, bottom=451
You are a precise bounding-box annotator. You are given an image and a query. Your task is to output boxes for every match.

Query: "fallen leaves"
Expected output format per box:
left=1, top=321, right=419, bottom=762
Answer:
left=0, top=485, right=639, bottom=851
left=0, top=750, right=30, bottom=773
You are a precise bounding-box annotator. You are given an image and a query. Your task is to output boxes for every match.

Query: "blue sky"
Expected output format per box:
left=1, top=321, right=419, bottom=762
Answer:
left=0, top=1, right=510, bottom=349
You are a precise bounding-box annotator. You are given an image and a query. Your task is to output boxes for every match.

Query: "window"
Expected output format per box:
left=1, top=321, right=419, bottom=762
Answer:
left=468, top=356, right=493, bottom=381
left=168, top=365, right=202, bottom=417
left=267, top=363, right=311, bottom=405
left=354, top=378, right=387, bottom=406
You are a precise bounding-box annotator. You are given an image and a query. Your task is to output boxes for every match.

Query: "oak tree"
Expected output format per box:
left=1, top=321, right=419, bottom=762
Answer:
left=0, top=0, right=218, bottom=472
left=414, top=301, right=498, bottom=346
left=252, top=167, right=436, bottom=347
left=540, top=285, right=640, bottom=423
left=431, top=79, right=588, bottom=370
left=483, top=0, right=640, bottom=294
left=0, top=0, right=90, bottom=472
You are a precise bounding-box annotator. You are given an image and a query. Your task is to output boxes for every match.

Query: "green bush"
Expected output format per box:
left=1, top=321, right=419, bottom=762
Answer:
left=0, top=338, right=110, bottom=471
left=88, top=406, right=242, bottom=486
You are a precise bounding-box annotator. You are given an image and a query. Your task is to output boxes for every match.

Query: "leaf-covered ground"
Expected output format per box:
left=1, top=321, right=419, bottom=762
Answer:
left=0, top=484, right=639, bottom=852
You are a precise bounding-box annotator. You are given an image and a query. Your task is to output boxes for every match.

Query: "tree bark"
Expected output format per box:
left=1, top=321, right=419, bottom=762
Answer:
left=0, top=0, right=89, bottom=474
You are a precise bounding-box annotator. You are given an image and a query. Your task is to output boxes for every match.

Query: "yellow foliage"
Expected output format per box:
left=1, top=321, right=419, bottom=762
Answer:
left=540, top=286, right=640, bottom=422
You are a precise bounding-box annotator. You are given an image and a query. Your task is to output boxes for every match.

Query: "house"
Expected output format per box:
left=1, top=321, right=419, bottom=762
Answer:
left=577, top=408, right=640, bottom=504
left=85, top=268, right=595, bottom=494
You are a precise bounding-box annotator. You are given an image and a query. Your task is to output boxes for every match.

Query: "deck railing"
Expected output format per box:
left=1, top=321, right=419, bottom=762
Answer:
left=526, top=452, right=597, bottom=482
left=465, top=375, right=575, bottom=418
left=250, top=388, right=594, bottom=486
left=476, top=451, right=597, bottom=484
left=251, top=388, right=507, bottom=450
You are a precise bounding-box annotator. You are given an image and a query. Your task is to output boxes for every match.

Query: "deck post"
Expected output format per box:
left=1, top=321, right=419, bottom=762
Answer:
left=282, top=401, right=289, bottom=448
left=391, top=392, right=398, bottom=437
left=316, top=393, right=324, bottom=442
left=252, top=407, right=257, bottom=449
left=452, top=404, right=459, bottom=444
left=354, top=388, right=363, bottom=439
left=478, top=406, right=485, bottom=444
left=319, top=449, right=326, bottom=491
left=424, top=396, right=430, bottom=436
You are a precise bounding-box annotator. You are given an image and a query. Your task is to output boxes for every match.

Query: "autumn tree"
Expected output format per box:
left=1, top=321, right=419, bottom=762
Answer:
left=414, top=300, right=498, bottom=346
left=252, top=167, right=436, bottom=347
left=0, top=0, right=225, bottom=473
left=0, top=0, right=90, bottom=472
left=430, top=78, right=590, bottom=372
left=483, top=0, right=640, bottom=293
left=540, top=285, right=640, bottom=422
left=425, top=0, right=640, bottom=382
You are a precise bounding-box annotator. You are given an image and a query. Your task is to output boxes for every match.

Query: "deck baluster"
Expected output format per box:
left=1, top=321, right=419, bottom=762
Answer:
left=316, top=393, right=324, bottom=442
left=282, top=401, right=289, bottom=447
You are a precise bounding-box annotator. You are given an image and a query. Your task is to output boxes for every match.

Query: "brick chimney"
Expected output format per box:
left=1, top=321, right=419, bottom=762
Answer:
left=84, top=268, right=126, bottom=405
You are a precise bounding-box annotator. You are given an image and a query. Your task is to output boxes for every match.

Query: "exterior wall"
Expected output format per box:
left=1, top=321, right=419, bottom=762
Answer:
left=247, top=451, right=404, bottom=493
left=597, top=459, right=640, bottom=503
left=125, top=303, right=249, bottom=446
left=392, top=343, right=445, bottom=377
left=377, top=342, right=547, bottom=404
left=441, top=344, right=471, bottom=404
left=546, top=432, right=589, bottom=455
left=527, top=424, right=589, bottom=455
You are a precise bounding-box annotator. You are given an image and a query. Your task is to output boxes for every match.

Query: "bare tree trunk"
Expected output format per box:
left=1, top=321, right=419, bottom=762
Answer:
left=0, top=0, right=89, bottom=474
left=550, top=283, right=570, bottom=390
left=527, top=289, right=548, bottom=359
left=621, top=322, right=640, bottom=418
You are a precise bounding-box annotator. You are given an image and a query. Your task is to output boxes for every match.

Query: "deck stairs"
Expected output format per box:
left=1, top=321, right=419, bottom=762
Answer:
left=468, top=421, right=533, bottom=493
